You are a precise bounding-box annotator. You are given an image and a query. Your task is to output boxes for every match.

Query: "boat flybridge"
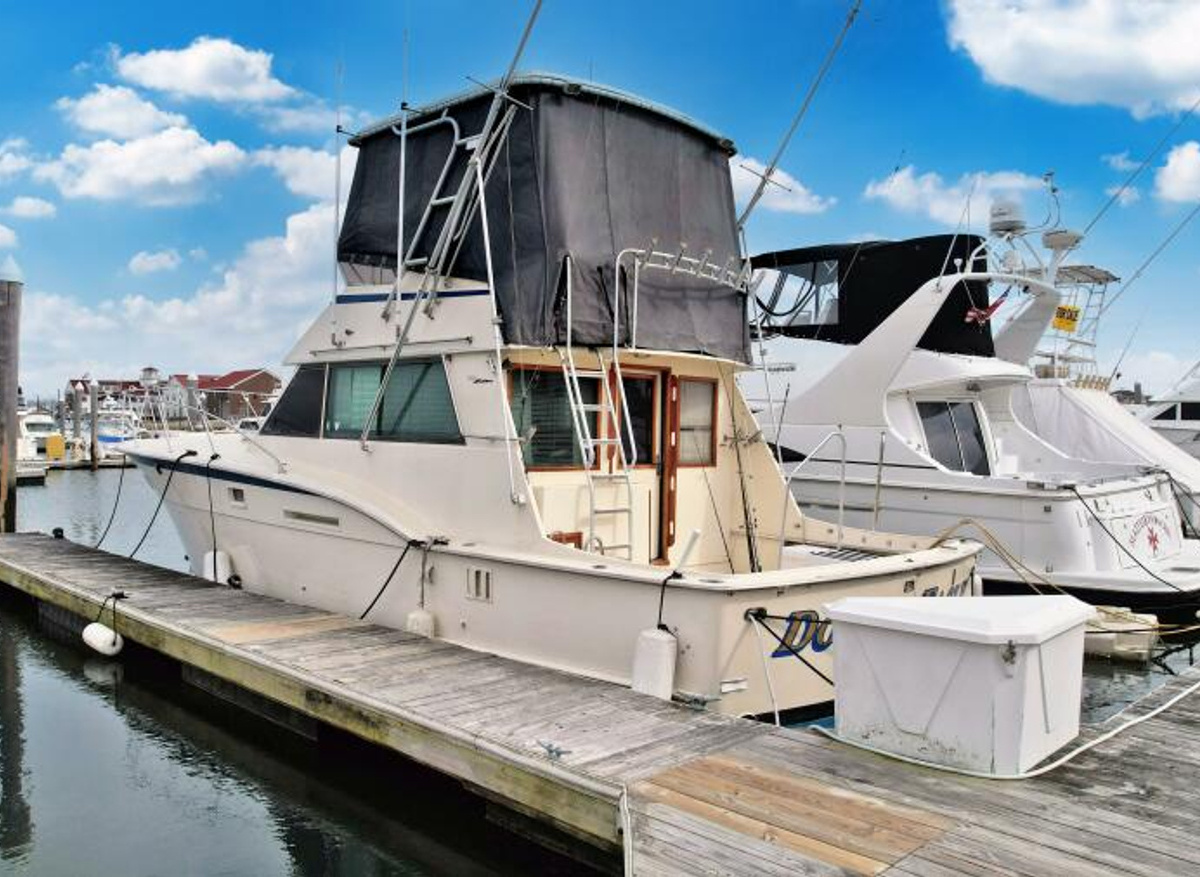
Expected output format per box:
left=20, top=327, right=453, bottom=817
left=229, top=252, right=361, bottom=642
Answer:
left=754, top=229, right=1200, bottom=618
left=990, top=233, right=1200, bottom=514
left=120, top=74, right=980, bottom=720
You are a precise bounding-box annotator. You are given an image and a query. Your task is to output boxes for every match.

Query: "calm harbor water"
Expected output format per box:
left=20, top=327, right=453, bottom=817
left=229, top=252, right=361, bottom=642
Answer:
left=2, top=468, right=1198, bottom=875
left=1, top=468, right=584, bottom=876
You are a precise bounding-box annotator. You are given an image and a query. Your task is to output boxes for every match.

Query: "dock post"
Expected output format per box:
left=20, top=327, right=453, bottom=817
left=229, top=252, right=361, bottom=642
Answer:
left=89, top=379, right=99, bottom=471
left=71, top=382, right=82, bottom=442
left=0, top=274, right=20, bottom=533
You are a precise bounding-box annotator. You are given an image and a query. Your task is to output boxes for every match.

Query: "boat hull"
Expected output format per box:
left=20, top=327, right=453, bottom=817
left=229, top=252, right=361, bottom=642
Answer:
left=126, top=449, right=979, bottom=718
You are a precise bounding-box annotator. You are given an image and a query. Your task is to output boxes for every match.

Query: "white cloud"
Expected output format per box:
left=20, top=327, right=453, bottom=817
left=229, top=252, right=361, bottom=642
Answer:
left=1110, top=349, right=1191, bottom=397
left=1, top=196, right=56, bottom=219
left=254, top=145, right=356, bottom=201
left=0, top=224, right=16, bottom=249
left=20, top=202, right=338, bottom=394
left=864, top=165, right=1044, bottom=226
left=0, top=255, right=21, bottom=282
left=128, top=248, right=182, bottom=275
left=35, top=126, right=245, bottom=206
left=1104, top=185, right=1140, bottom=207
left=947, top=1, right=1200, bottom=117
left=56, top=84, right=188, bottom=138
left=0, top=139, right=32, bottom=180
left=1155, top=141, right=1200, bottom=203
left=116, top=37, right=294, bottom=103
left=730, top=156, right=834, bottom=216
left=1103, top=151, right=1139, bottom=173
left=188, top=247, right=208, bottom=261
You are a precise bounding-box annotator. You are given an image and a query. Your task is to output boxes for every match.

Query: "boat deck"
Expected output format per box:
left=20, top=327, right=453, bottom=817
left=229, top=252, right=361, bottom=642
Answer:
left=0, top=532, right=1196, bottom=875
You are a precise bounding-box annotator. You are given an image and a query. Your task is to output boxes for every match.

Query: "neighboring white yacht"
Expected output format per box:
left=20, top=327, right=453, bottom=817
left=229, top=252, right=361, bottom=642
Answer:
left=120, top=75, right=980, bottom=720
left=1139, top=364, right=1200, bottom=459
left=18, top=411, right=58, bottom=454
left=755, top=228, right=1200, bottom=618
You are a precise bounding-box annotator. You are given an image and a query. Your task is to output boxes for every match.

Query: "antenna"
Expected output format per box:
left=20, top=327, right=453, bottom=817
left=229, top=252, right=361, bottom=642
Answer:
left=737, top=0, right=861, bottom=231
left=332, top=59, right=344, bottom=304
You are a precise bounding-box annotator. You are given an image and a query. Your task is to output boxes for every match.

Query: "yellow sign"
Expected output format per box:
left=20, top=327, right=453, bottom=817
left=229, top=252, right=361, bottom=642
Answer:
left=1052, top=304, right=1081, bottom=333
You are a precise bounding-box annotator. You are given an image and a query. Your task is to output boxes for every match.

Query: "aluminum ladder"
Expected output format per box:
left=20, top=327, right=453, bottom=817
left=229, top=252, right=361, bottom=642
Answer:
left=559, top=347, right=636, bottom=560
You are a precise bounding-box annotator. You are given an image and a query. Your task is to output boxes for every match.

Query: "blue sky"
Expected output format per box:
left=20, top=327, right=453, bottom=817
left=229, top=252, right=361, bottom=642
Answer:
left=1, top=0, right=1198, bottom=396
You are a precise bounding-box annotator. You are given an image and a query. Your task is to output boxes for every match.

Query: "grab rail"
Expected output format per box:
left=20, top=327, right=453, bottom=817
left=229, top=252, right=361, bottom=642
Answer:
left=777, top=427, right=846, bottom=566
left=140, top=394, right=288, bottom=474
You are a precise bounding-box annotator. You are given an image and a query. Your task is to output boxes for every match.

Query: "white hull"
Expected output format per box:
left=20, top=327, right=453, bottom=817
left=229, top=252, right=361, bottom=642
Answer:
left=124, top=426, right=978, bottom=721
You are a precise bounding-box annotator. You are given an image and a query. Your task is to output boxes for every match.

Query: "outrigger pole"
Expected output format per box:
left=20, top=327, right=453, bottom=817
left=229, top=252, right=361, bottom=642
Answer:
left=736, top=0, right=861, bottom=232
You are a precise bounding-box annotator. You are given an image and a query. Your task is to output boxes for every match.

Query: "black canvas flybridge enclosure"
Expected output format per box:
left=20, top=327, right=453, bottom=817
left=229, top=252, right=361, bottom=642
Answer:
left=338, top=74, right=750, bottom=362
left=751, top=235, right=996, bottom=357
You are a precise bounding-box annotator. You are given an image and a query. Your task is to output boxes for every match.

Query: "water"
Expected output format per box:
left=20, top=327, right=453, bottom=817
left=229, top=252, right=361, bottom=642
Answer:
left=1, top=469, right=587, bottom=876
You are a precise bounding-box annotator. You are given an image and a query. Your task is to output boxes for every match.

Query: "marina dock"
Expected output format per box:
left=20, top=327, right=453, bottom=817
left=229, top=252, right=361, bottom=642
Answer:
left=0, top=532, right=1197, bottom=876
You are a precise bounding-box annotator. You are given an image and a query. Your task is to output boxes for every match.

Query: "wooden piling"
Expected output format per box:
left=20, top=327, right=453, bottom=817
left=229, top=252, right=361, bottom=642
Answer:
left=0, top=276, right=19, bottom=533
left=88, top=379, right=99, bottom=471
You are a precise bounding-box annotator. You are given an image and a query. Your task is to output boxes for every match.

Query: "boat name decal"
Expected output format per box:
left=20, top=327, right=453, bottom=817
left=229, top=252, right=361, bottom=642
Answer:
left=1127, top=512, right=1170, bottom=558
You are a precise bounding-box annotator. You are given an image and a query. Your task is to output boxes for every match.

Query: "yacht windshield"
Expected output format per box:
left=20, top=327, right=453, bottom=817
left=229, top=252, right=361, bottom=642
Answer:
left=916, top=400, right=991, bottom=476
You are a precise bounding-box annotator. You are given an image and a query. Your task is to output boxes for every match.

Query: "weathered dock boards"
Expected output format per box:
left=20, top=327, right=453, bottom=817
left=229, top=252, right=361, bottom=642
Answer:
left=1, top=532, right=1198, bottom=876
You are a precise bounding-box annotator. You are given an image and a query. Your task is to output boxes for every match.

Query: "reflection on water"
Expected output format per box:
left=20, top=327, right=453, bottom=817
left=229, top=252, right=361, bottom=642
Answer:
left=0, top=470, right=588, bottom=876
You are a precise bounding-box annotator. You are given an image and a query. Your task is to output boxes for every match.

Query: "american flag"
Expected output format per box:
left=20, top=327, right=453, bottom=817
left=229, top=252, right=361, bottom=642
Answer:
left=965, top=290, right=1009, bottom=325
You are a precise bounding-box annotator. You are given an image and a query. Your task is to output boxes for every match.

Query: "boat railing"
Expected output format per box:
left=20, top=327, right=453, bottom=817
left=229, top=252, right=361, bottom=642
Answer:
left=139, top=393, right=288, bottom=474
left=778, top=427, right=846, bottom=566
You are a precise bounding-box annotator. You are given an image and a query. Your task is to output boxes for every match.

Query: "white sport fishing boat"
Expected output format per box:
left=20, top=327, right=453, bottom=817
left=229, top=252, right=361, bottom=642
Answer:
left=121, top=73, right=980, bottom=719
left=755, top=223, right=1200, bottom=619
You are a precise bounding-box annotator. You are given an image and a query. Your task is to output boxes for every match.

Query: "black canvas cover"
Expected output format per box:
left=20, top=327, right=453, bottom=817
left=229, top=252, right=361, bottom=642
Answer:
left=750, top=235, right=994, bottom=357
left=339, top=75, right=749, bottom=362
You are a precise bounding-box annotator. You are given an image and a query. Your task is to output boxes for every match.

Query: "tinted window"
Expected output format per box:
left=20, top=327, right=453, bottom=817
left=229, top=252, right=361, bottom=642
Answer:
left=679, top=380, right=716, bottom=465
left=1154, top=404, right=1178, bottom=421
left=511, top=370, right=599, bottom=467
left=324, top=364, right=380, bottom=437
left=917, top=400, right=990, bottom=475
left=323, top=360, right=462, bottom=443
left=620, top=375, right=656, bottom=465
left=1181, top=403, right=1200, bottom=421
left=917, top=401, right=961, bottom=471
left=380, top=360, right=461, bottom=442
left=949, top=401, right=990, bottom=476
left=261, top=365, right=325, bottom=437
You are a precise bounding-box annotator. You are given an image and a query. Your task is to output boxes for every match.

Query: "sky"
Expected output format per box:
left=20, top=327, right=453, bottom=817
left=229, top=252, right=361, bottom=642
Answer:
left=1, top=0, right=1199, bottom=398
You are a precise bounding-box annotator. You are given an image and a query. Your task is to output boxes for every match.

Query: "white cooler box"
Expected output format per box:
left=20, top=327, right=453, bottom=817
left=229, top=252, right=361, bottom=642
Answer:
left=825, top=596, right=1095, bottom=776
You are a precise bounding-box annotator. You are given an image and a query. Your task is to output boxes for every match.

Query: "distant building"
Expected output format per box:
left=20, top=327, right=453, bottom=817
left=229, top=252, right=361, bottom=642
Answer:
left=164, top=369, right=281, bottom=422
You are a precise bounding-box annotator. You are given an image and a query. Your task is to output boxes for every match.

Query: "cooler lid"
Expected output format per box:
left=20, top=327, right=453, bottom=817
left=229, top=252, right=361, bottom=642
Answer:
left=824, top=596, right=1095, bottom=645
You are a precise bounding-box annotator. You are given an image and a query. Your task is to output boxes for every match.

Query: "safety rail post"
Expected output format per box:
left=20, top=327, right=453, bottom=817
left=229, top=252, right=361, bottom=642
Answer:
left=872, top=430, right=886, bottom=531
left=777, top=427, right=846, bottom=566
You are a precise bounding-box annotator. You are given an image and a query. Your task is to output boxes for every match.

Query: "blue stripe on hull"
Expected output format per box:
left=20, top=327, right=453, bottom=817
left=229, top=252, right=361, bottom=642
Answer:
left=124, top=451, right=317, bottom=496
left=335, top=288, right=489, bottom=304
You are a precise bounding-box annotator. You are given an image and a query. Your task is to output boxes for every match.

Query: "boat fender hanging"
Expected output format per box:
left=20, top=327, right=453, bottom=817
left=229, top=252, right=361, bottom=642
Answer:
left=203, top=550, right=233, bottom=585
left=405, top=608, right=436, bottom=637
left=83, top=622, right=124, bottom=657
left=83, top=589, right=127, bottom=656
left=632, top=629, right=677, bottom=700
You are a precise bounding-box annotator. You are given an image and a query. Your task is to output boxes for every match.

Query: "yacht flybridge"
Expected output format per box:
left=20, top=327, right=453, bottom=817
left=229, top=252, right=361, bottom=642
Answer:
left=755, top=230, right=1200, bottom=617
left=120, top=74, right=980, bottom=719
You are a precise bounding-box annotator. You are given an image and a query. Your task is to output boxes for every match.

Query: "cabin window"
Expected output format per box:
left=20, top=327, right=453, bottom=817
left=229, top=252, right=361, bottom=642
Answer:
left=1154, top=404, right=1179, bottom=421
left=261, top=365, right=325, bottom=438
left=679, top=379, right=717, bottom=465
left=916, top=400, right=991, bottom=475
left=620, top=374, right=657, bottom=465
left=1181, top=403, right=1200, bottom=421
left=511, top=369, right=599, bottom=467
left=323, top=359, right=462, bottom=443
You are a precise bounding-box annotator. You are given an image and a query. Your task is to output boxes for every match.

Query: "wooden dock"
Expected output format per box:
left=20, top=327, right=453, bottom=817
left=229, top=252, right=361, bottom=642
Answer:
left=0, top=532, right=1197, bottom=875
